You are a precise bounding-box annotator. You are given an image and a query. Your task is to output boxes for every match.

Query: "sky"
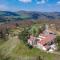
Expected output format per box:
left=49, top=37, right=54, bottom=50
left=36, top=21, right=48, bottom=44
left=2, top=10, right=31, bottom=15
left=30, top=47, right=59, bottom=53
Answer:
left=0, top=0, right=60, bottom=12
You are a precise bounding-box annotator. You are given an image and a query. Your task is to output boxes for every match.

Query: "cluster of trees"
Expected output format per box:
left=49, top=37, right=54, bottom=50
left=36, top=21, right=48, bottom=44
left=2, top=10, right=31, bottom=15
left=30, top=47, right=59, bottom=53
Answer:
left=19, top=26, right=39, bottom=43
left=19, top=25, right=45, bottom=43
left=0, top=28, right=10, bottom=40
left=19, top=27, right=30, bottom=43
left=29, top=26, right=42, bottom=37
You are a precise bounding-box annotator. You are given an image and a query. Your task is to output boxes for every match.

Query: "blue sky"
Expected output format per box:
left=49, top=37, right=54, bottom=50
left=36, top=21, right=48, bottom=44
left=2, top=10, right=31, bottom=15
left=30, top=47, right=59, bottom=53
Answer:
left=0, top=0, right=60, bottom=12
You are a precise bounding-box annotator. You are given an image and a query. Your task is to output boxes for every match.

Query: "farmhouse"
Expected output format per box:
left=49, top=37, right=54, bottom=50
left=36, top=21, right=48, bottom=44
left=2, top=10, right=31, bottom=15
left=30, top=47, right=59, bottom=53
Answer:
left=28, top=25, right=57, bottom=52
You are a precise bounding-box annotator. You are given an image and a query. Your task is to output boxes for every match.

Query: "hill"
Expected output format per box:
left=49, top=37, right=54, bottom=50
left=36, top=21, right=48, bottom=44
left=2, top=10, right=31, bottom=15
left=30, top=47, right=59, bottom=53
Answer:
left=0, top=11, right=19, bottom=16
left=0, top=11, right=60, bottom=22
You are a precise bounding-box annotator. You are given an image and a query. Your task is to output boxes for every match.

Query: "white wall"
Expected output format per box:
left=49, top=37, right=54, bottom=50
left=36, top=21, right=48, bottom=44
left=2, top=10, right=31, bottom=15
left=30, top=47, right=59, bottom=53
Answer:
left=37, top=43, right=47, bottom=51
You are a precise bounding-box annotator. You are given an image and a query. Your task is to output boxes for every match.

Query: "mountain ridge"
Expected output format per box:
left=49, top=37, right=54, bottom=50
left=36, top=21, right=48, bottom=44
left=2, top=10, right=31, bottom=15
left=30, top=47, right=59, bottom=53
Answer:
left=0, top=11, right=60, bottom=22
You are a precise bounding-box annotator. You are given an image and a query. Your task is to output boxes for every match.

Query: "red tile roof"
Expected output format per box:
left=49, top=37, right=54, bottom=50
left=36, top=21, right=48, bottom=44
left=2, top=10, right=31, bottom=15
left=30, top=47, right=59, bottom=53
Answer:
left=38, top=34, right=56, bottom=45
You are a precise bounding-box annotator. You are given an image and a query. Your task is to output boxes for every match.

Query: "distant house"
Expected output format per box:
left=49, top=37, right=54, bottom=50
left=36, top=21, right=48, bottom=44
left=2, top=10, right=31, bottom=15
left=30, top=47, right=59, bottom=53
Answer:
left=28, top=24, right=57, bottom=52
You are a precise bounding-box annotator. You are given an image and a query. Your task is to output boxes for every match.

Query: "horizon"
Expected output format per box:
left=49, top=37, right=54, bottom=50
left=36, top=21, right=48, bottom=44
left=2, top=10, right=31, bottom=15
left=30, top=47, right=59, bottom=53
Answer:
left=0, top=9, right=60, bottom=13
left=0, top=0, right=60, bottom=12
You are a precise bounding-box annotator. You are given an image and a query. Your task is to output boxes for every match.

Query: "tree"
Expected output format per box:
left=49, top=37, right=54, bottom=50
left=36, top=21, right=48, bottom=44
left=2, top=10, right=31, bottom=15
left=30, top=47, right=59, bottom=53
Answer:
left=56, top=36, right=60, bottom=50
left=19, top=27, right=30, bottom=43
left=29, top=25, right=41, bottom=37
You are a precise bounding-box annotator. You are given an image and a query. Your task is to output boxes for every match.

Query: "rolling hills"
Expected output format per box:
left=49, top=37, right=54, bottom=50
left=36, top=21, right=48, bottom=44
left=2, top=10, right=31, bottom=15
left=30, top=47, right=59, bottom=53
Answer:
left=0, top=11, right=60, bottom=22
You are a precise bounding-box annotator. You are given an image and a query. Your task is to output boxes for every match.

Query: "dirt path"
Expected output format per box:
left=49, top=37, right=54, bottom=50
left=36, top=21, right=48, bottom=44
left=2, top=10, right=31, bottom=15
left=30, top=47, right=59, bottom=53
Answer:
left=49, top=51, right=60, bottom=56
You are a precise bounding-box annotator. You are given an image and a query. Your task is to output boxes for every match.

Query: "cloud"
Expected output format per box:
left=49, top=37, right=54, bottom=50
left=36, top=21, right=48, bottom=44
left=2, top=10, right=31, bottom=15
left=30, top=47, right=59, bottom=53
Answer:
left=0, top=4, right=20, bottom=11
left=37, top=0, right=48, bottom=4
left=18, top=0, right=32, bottom=3
left=57, top=1, right=60, bottom=5
left=0, top=4, right=8, bottom=11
